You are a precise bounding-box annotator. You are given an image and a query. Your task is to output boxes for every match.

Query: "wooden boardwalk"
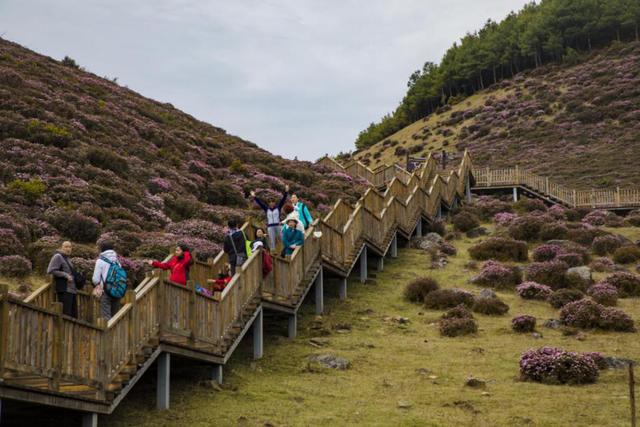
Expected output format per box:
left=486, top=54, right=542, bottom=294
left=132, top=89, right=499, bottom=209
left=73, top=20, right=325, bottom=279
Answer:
left=0, top=151, right=473, bottom=426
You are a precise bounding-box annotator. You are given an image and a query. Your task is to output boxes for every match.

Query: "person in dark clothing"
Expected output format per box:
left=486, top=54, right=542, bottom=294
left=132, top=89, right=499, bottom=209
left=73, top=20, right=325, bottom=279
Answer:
left=223, top=219, right=248, bottom=276
left=250, top=185, right=289, bottom=250
left=46, top=241, right=79, bottom=318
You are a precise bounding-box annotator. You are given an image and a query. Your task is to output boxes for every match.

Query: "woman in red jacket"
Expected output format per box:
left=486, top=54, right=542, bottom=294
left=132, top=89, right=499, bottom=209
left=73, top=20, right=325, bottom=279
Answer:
left=148, top=244, right=193, bottom=286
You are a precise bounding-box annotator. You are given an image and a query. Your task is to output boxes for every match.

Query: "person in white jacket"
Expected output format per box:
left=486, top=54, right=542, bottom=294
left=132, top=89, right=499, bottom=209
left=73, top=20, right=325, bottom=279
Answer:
left=92, top=241, right=120, bottom=320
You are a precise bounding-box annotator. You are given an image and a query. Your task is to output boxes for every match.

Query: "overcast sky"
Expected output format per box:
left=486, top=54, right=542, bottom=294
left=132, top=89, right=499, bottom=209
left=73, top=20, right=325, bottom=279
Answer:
left=0, top=0, right=531, bottom=160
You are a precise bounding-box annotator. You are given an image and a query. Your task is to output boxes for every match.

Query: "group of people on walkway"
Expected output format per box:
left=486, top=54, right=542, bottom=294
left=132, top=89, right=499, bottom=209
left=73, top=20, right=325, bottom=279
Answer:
left=45, top=187, right=314, bottom=322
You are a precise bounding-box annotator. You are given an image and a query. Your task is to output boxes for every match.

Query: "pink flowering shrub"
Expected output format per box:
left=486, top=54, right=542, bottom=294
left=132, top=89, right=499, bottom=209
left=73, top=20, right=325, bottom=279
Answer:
left=549, top=288, right=584, bottom=309
left=613, top=245, right=640, bottom=264
left=471, top=260, right=522, bottom=289
left=474, top=196, right=513, bottom=219
left=508, top=215, right=544, bottom=241
left=525, top=260, right=569, bottom=289
left=472, top=296, right=509, bottom=315
left=148, top=177, right=171, bottom=194
left=532, top=244, right=562, bottom=262
left=468, top=237, right=528, bottom=262
left=403, top=277, right=440, bottom=303
left=560, top=299, right=635, bottom=331
left=600, top=272, right=640, bottom=297
left=46, top=209, right=101, bottom=243
left=0, top=228, right=25, bottom=257
left=581, top=210, right=609, bottom=226
left=547, top=205, right=567, bottom=220
left=556, top=252, right=584, bottom=268
left=512, top=315, right=536, bottom=333
left=587, top=283, right=618, bottom=306
left=539, top=222, right=569, bottom=241
left=516, top=281, right=553, bottom=300
left=590, top=257, right=615, bottom=272
left=166, top=220, right=225, bottom=242
left=0, top=255, right=32, bottom=277
left=519, top=347, right=599, bottom=385
left=591, top=234, right=623, bottom=256
left=513, top=197, right=547, bottom=214
left=493, top=212, right=517, bottom=227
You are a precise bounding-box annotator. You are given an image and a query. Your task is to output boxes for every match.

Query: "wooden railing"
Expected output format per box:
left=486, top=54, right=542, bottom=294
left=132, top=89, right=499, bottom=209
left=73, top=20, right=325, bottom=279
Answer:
left=473, top=166, right=640, bottom=209
left=317, top=156, right=413, bottom=187
left=0, top=151, right=473, bottom=409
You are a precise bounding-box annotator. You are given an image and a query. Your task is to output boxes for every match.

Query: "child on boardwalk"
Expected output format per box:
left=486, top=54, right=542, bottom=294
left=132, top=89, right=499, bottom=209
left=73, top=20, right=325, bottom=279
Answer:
left=148, top=244, right=192, bottom=286
left=251, top=185, right=289, bottom=250
left=290, top=193, right=313, bottom=229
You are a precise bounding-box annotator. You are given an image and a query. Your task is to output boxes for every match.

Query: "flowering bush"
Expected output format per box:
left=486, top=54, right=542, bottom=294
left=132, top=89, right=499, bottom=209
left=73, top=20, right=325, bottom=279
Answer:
left=590, top=257, right=615, bottom=272
left=548, top=205, right=567, bottom=220
left=560, top=299, right=635, bottom=331
left=549, top=288, right=584, bottom=309
left=508, top=215, right=544, bottom=241
left=512, top=315, right=536, bottom=333
left=471, top=260, right=522, bottom=289
left=468, top=237, right=528, bottom=262
left=587, top=283, right=618, bottom=306
left=532, top=244, right=562, bottom=262
left=519, top=347, right=599, bottom=385
left=403, top=277, right=439, bottom=303
left=591, top=234, right=623, bottom=256
left=0, top=228, right=25, bottom=257
left=441, top=304, right=473, bottom=319
left=472, top=296, right=509, bottom=315
left=599, top=307, right=636, bottom=332
left=513, top=197, right=547, bottom=214
left=566, top=223, right=602, bottom=246
left=493, top=212, right=518, bottom=227
left=0, top=255, right=32, bottom=277
left=46, top=210, right=101, bottom=243
left=581, top=210, right=609, bottom=226
left=539, top=223, right=569, bottom=241
left=451, top=211, right=480, bottom=232
left=148, top=177, right=171, bottom=194
left=612, top=245, right=640, bottom=264
left=166, top=219, right=226, bottom=242
left=600, top=272, right=640, bottom=297
left=424, top=288, right=474, bottom=310
left=474, top=196, right=513, bottom=219
left=525, top=260, right=569, bottom=289
left=439, top=317, right=478, bottom=337
left=516, top=281, right=553, bottom=300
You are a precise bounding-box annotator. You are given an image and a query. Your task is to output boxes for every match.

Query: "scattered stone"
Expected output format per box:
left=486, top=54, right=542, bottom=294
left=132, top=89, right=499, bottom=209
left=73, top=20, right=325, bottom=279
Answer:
left=531, top=332, right=543, bottom=339
left=561, top=326, right=579, bottom=336
left=199, top=380, right=223, bottom=391
left=543, top=319, right=562, bottom=329
left=601, top=357, right=636, bottom=369
left=382, top=378, right=393, bottom=388
left=392, top=316, right=410, bottom=324
left=566, top=266, right=593, bottom=286
left=424, top=232, right=444, bottom=243
left=465, top=376, right=486, bottom=389
left=356, top=308, right=375, bottom=315
left=481, top=392, right=491, bottom=397
left=415, top=368, right=431, bottom=375
left=307, top=354, right=350, bottom=370
left=292, top=396, right=305, bottom=403
left=397, top=400, right=413, bottom=409
left=576, top=332, right=587, bottom=341
left=428, top=375, right=438, bottom=380
left=479, top=288, right=497, bottom=299
left=309, top=337, right=330, bottom=348
left=471, top=347, right=485, bottom=354
left=444, top=400, right=479, bottom=414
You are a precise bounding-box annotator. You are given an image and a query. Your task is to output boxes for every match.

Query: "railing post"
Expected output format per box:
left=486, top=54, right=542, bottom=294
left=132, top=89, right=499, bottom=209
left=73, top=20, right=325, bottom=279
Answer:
left=0, top=285, right=9, bottom=379
left=591, top=190, right=596, bottom=209
left=515, top=165, right=519, bottom=184
left=359, top=246, right=368, bottom=283
left=96, top=318, right=108, bottom=401
left=252, top=307, right=263, bottom=360
left=465, top=174, right=471, bottom=203
left=545, top=177, right=550, bottom=195
left=339, top=278, right=347, bottom=300
left=314, top=267, right=324, bottom=315
left=124, top=290, right=136, bottom=363
left=82, top=413, right=98, bottom=427
left=288, top=314, right=297, bottom=339
left=616, top=187, right=621, bottom=207
left=51, top=301, right=63, bottom=391
left=486, top=167, right=491, bottom=186
left=188, top=280, right=196, bottom=346
left=573, top=190, right=577, bottom=207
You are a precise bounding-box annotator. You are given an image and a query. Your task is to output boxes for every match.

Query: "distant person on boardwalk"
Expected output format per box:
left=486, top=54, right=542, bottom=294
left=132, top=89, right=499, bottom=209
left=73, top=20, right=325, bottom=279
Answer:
left=47, top=241, right=84, bottom=318
left=223, top=219, right=249, bottom=276
left=290, top=193, right=313, bottom=229
left=281, top=217, right=305, bottom=257
left=250, top=185, right=289, bottom=250
left=252, top=228, right=269, bottom=252
left=91, top=241, right=123, bottom=321
left=148, top=244, right=193, bottom=286
left=281, top=204, right=306, bottom=234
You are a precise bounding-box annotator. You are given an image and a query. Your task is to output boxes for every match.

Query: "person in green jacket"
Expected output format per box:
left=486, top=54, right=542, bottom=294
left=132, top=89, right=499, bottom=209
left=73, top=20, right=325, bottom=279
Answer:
left=290, top=193, right=313, bottom=229
left=281, top=218, right=305, bottom=257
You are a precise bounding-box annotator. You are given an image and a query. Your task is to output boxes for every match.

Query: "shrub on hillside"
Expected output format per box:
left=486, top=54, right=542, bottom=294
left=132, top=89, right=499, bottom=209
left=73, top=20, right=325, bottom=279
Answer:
left=600, top=272, right=640, bottom=297
left=587, top=284, right=618, bottom=306
left=565, top=207, right=591, bottom=222
left=468, top=237, right=528, bottom=262
left=452, top=211, right=480, bottom=233
left=556, top=252, right=584, bottom=268
left=590, top=257, right=615, bottom=273
left=582, top=210, right=619, bottom=227
left=7, top=178, right=45, bottom=203
left=474, top=196, right=513, bottom=220
left=592, top=235, right=623, bottom=256
left=166, top=219, right=226, bottom=242
left=426, top=219, right=446, bottom=236
left=516, top=281, right=553, bottom=300
left=513, top=197, right=546, bottom=214
left=566, top=224, right=602, bottom=246
left=599, top=307, right=636, bottom=332
left=612, top=246, right=640, bottom=264
left=624, top=213, right=640, bottom=227
left=403, top=277, right=439, bottom=303
left=539, top=223, right=569, bottom=241
left=441, top=304, right=473, bottom=320
left=470, top=260, right=522, bottom=289
left=549, top=288, right=584, bottom=309
left=439, top=317, right=478, bottom=337
left=0, top=228, right=25, bottom=257
left=560, top=299, right=635, bottom=331
left=532, top=244, right=562, bottom=262
left=548, top=205, right=567, bottom=220
left=508, top=215, right=544, bottom=241
left=86, top=147, right=129, bottom=175
left=519, top=347, right=599, bottom=385
left=525, top=260, right=569, bottom=289
left=0, top=255, right=32, bottom=277
left=424, top=288, right=474, bottom=310
left=46, top=210, right=101, bottom=243
left=512, top=315, right=536, bottom=333
left=472, top=296, right=509, bottom=315
left=493, top=212, right=518, bottom=227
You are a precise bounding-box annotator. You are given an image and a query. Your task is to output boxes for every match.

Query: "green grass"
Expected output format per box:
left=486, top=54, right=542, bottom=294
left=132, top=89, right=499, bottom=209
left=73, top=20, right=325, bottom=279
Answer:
left=103, top=227, right=640, bottom=427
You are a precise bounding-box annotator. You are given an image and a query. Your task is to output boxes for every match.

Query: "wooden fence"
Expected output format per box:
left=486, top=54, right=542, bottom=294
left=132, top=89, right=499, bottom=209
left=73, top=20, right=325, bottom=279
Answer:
left=0, top=150, right=473, bottom=410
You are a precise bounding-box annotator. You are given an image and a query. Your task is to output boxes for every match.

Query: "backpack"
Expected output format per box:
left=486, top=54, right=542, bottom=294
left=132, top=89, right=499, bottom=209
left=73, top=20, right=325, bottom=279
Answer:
left=100, top=256, right=128, bottom=299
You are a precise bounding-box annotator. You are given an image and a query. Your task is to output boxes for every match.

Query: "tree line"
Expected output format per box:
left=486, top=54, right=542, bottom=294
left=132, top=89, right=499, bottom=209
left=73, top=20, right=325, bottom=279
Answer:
left=355, top=0, right=640, bottom=151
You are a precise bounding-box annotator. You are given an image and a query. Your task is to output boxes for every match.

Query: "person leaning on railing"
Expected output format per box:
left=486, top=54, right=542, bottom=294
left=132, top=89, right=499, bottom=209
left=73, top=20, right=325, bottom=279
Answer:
left=281, top=216, right=305, bottom=257
left=147, top=244, right=193, bottom=286
left=46, top=240, right=85, bottom=318
left=223, top=219, right=250, bottom=276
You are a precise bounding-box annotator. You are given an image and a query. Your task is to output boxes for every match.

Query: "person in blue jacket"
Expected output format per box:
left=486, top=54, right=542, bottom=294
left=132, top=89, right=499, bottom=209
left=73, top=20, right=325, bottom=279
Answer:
left=251, top=184, right=289, bottom=250
left=281, top=217, right=305, bottom=257
left=290, top=193, right=313, bottom=229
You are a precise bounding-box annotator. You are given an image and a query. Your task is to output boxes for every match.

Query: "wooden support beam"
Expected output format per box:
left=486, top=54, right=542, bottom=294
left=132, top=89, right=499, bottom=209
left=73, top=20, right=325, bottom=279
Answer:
left=156, top=353, right=170, bottom=410
left=210, top=364, right=223, bottom=384
left=390, top=234, right=398, bottom=259
left=359, top=246, right=368, bottom=283
left=338, top=278, right=347, bottom=301
left=377, top=257, right=384, bottom=272
left=513, top=187, right=518, bottom=202
left=437, top=202, right=443, bottom=220
left=465, top=175, right=472, bottom=203
left=415, top=218, right=422, bottom=238
left=82, top=412, right=98, bottom=427
left=314, top=268, right=324, bottom=315
left=288, top=314, right=297, bottom=339
left=253, top=308, right=263, bottom=360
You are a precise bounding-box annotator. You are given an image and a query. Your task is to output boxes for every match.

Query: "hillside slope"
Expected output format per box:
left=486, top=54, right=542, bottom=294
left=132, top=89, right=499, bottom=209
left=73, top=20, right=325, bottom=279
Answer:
left=354, top=42, right=640, bottom=189
left=0, top=38, right=364, bottom=286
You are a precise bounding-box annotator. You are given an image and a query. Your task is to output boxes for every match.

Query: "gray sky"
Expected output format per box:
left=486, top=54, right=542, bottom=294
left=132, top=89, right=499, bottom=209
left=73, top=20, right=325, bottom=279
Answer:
left=0, top=0, right=531, bottom=160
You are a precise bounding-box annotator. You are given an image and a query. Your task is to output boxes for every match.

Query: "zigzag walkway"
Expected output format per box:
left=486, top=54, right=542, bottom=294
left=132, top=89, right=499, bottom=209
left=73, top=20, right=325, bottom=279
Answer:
left=318, top=156, right=640, bottom=211
left=0, top=152, right=473, bottom=426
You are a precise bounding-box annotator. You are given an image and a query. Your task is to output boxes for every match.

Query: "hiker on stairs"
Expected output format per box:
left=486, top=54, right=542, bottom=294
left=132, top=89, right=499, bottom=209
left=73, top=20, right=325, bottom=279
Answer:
left=290, top=193, right=313, bottom=229
left=251, top=185, right=289, bottom=250
left=47, top=241, right=84, bottom=318
left=281, top=216, right=305, bottom=257
left=91, top=241, right=124, bottom=321
left=148, top=244, right=193, bottom=286
left=223, top=219, right=249, bottom=276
